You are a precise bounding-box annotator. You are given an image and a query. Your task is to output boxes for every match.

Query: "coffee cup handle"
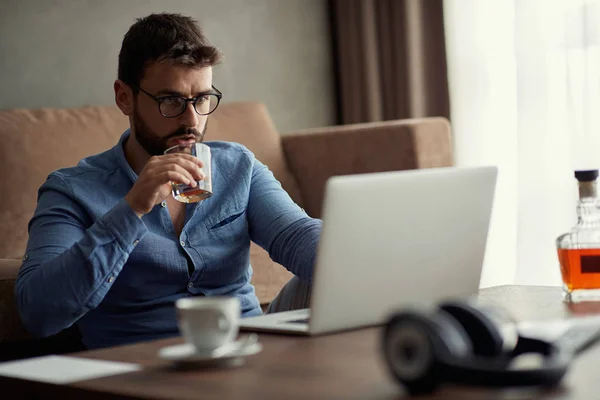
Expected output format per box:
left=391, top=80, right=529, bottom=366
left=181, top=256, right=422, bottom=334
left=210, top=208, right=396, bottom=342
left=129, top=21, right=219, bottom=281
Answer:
left=217, top=312, right=231, bottom=332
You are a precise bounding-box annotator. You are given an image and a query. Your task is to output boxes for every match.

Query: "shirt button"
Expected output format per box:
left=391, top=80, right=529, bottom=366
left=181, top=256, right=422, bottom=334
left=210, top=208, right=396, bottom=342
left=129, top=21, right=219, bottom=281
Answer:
left=161, top=201, right=167, bottom=208
left=108, top=276, right=115, bottom=283
left=188, top=282, right=193, bottom=289
left=133, top=240, right=139, bottom=246
left=22, top=254, right=29, bottom=261
left=180, top=240, right=186, bottom=247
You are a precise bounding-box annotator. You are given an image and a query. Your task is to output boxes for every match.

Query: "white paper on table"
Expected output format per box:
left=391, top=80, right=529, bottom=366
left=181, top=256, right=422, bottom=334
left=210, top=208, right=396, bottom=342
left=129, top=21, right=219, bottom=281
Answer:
left=0, top=355, right=142, bottom=384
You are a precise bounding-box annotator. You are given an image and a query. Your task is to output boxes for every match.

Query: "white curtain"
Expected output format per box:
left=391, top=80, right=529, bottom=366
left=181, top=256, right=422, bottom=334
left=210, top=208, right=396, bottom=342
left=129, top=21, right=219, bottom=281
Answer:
left=444, top=0, right=600, bottom=288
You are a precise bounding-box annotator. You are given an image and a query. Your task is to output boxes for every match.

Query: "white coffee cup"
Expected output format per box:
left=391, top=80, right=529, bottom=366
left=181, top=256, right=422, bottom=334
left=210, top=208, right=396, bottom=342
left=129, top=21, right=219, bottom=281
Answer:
left=175, top=296, right=240, bottom=352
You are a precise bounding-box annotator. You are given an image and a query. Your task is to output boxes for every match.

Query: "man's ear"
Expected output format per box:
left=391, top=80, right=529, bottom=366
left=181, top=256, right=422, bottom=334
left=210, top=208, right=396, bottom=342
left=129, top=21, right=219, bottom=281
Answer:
left=114, top=80, right=134, bottom=116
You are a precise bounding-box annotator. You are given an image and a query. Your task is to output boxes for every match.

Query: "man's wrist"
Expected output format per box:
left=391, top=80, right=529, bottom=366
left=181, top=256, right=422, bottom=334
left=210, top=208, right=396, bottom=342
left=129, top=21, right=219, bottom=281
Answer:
left=124, top=196, right=145, bottom=219
left=132, top=209, right=144, bottom=219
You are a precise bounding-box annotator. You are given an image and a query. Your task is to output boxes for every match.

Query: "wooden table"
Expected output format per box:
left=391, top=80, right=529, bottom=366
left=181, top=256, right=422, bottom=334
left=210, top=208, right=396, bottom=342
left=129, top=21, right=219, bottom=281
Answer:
left=4, top=285, right=600, bottom=400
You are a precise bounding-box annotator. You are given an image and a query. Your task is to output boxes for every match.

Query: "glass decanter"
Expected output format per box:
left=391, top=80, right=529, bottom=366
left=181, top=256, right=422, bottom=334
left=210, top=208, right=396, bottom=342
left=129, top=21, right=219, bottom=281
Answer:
left=556, top=170, right=600, bottom=302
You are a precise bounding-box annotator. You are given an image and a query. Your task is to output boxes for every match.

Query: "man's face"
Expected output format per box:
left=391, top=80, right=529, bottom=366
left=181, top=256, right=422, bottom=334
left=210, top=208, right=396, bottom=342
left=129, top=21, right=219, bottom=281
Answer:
left=132, top=62, right=212, bottom=156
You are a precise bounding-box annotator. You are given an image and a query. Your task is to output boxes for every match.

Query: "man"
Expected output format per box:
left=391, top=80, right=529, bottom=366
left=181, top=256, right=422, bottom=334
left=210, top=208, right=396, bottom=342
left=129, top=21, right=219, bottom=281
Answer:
left=15, top=13, right=321, bottom=350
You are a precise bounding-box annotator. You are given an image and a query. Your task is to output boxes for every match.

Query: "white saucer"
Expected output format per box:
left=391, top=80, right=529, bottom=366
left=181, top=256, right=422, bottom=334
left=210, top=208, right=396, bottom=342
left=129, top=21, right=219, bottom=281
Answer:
left=158, top=338, right=263, bottom=368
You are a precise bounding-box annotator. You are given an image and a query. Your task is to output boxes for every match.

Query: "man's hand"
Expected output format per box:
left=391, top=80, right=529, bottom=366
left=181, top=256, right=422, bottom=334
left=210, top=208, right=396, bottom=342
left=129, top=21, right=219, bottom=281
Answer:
left=125, top=154, right=205, bottom=217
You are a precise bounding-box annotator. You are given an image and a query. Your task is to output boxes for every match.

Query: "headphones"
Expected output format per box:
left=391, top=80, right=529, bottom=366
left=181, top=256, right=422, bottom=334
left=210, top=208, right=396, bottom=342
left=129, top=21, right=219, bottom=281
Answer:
left=381, top=300, right=572, bottom=395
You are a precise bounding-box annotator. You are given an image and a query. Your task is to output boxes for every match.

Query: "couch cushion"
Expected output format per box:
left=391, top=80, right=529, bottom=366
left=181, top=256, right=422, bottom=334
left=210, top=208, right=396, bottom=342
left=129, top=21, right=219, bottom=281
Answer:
left=206, top=102, right=304, bottom=206
left=0, top=102, right=296, bottom=306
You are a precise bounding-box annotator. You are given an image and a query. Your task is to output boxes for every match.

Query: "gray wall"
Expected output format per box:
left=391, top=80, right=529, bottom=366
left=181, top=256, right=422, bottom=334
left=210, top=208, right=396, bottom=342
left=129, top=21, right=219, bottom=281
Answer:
left=0, top=0, right=335, bottom=132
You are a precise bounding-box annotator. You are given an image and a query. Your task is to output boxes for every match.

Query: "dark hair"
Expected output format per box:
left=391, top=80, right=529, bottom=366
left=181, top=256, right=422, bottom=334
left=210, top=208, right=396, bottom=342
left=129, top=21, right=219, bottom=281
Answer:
left=118, top=13, right=222, bottom=90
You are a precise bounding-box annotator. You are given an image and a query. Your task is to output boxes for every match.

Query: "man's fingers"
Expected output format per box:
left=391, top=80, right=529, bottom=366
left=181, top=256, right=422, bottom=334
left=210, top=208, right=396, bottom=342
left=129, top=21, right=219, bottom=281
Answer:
left=162, top=170, right=193, bottom=186
left=176, top=159, right=204, bottom=181
left=161, top=153, right=204, bottom=168
left=150, top=155, right=204, bottom=181
left=146, top=163, right=195, bottom=185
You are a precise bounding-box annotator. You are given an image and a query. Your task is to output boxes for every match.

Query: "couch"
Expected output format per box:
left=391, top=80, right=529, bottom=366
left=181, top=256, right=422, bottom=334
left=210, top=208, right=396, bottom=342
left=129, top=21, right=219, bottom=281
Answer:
left=0, top=102, right=452, bottom=360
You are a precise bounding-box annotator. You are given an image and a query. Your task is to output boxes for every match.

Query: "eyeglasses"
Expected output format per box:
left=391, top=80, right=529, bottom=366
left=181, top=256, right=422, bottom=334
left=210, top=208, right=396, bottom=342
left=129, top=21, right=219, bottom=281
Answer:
left=135, top=85, right=222, bottom=118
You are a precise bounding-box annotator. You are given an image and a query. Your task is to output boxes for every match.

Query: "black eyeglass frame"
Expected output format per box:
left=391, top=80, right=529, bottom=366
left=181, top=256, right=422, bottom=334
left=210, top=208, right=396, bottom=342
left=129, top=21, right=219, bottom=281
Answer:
left=135, top=85, right=223, bottom=118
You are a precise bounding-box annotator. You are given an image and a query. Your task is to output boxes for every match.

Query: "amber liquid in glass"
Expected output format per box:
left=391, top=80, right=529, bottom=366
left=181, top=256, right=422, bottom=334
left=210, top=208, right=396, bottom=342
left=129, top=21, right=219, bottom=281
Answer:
left=173, top=187, right=212, bottom=203
left=558, top=248, right=600, bottom=291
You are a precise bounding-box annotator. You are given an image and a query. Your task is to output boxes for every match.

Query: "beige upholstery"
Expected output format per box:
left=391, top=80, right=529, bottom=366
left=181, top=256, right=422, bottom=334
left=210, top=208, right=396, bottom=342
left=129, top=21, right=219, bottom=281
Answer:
left=0, top=102, right=453, bottom=351
left=0, top=106, right=130, bottom=260
left=205, top=102, right=304, bottom=206
left=282, top=117, right=453, bottom=218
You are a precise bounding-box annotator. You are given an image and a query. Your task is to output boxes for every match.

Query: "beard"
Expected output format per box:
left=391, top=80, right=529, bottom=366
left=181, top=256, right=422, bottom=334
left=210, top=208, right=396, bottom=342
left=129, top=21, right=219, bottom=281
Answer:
left=132, top=105, right=208, bottom=156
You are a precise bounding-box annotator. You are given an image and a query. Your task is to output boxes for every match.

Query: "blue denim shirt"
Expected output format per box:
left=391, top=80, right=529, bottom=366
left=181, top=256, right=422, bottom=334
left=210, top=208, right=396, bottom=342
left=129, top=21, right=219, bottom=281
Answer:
left=15, top=130, right=322, bottom=349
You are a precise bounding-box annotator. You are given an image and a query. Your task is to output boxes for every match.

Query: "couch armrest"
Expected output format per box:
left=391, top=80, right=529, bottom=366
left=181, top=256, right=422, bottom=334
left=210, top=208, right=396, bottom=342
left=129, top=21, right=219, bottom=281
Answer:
left=281, top=117, right=453, bottom=218
left=0, top=258, right=20, bottom=280
left=0, top=259, right=30, bottom=343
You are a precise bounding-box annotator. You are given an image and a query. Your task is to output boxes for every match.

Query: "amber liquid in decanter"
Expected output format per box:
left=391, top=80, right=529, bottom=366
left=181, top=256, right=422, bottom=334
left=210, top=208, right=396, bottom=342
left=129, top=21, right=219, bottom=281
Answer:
left=558, top=248, right=600, bottom=291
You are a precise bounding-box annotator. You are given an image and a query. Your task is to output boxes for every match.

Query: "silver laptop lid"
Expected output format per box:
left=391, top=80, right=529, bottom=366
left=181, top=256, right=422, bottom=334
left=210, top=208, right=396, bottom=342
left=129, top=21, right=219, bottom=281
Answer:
left=308, top=166, right=498, bottom=334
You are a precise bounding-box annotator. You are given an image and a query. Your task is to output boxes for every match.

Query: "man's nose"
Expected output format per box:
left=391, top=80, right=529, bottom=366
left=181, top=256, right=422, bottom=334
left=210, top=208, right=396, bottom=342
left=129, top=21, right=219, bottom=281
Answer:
left=178, top=100, right=199, bottom=127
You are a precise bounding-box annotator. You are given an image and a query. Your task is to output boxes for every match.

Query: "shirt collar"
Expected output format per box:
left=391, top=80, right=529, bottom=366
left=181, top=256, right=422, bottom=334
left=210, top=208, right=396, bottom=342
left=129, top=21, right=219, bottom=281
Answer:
left=113, top=129, right=139, bottom=184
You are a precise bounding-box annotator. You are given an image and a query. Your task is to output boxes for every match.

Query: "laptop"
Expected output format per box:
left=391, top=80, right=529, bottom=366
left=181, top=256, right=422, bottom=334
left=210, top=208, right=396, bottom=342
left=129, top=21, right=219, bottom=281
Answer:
left=240, top=166, right=498, bottom=335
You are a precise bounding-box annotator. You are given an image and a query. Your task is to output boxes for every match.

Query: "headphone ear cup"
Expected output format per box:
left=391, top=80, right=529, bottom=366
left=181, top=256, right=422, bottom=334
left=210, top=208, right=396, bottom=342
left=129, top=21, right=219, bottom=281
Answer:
left=439, top=301, right=517, bottom=357
left=382, top=310, right=472, bottom=395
